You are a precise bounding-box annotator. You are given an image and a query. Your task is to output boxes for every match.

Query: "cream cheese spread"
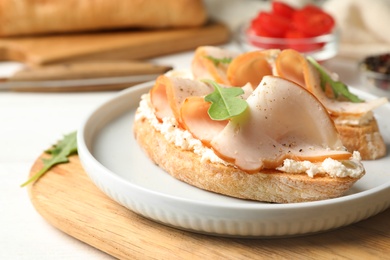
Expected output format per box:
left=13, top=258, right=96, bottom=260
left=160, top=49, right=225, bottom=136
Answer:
left=276, top=151, right=364, bottom=178
left=136, top=93, right=364, bottom=178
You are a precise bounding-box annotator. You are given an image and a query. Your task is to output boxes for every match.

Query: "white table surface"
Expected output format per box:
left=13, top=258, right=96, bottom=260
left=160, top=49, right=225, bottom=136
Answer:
left=2, top=2, right=390, bottom=259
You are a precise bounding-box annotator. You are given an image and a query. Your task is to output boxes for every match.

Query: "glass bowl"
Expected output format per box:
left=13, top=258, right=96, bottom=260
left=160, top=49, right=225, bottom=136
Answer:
left=359, top=53, right=390, bottom=91
left=236, top=22, right=339, bottom=61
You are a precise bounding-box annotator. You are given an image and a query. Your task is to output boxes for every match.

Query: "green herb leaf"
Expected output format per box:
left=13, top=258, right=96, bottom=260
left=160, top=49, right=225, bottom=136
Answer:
left=204, top=55, right=232, bottom=66
left=307, top=56, right=364, bottom=103
left=21, top=131, right=78, bottom=187
left=204, top=80, right=248, bottom=120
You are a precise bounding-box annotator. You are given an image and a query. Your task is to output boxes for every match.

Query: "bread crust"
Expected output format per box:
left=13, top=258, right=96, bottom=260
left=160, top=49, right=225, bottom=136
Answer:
left=133, top=112, right=361, bottom=203
left=335, top=119, right=386, bottom=160
left=0, top=0, right=207, bottom=37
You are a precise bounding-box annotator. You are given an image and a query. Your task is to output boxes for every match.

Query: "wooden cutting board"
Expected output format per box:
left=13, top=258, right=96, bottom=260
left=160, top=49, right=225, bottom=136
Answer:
left=0, top=22, right=229, bottom=66
left=27, top=153, right=390, bottom=259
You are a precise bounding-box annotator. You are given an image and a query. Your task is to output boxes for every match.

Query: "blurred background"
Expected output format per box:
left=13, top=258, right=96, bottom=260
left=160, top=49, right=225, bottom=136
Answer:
left=0, top=0, right=389, bottom=94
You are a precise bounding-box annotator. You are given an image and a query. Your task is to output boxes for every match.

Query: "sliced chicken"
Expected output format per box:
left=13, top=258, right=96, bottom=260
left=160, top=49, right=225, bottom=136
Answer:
left=179, top=81, right=255, bottom=143
left=191, top=46, right=238, bottom=84
left=180, top=96, right=228, bottom=146
left=275, top=49, right=388, bottom=117
left=210, top=76, right=351, bottom=173
left=227, top=49, right=279, bottom=88
left=150, top=75, right=174, bottom=120
left=150, top=75, right=213, bottom=124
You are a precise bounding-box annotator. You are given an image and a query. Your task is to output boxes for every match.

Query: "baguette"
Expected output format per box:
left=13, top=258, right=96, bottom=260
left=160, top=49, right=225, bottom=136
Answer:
left=0, top=0, right=207, bottom=37
left=133, top=105, right=359, bottom=204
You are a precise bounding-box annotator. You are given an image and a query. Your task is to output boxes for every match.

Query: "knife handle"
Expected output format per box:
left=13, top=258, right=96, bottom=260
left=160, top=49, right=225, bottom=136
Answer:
left=8, top=61, right=172, bottom=81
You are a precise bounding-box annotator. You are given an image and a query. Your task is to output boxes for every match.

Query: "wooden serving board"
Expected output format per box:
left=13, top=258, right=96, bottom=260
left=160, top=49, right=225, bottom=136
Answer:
left=27, top=154, right=390, bottom=259
left=0, top=22, right=229, bottom=66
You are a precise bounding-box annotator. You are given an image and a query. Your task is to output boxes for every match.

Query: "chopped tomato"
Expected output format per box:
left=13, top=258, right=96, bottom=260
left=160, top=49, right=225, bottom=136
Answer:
left=253, top=12, right=291, bottom=37
left=292, top=5, right=335, bottom=36
left=272, top=1, right=296, bottom=19
left=248, top=2, right=335, bottom=53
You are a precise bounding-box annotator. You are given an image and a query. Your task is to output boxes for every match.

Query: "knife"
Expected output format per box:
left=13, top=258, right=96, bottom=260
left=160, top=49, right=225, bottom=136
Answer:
left=0, top=61, right=172, bottom=92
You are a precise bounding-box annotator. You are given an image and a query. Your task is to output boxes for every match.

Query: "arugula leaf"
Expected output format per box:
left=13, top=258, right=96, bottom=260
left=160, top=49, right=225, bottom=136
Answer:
left=307, top=56, right=364, bottom=103
left=204, top=55, right=232, bottom=66
left=204, top=80, right=248, bottom=120
left=21, top=131, right=78, bottom=187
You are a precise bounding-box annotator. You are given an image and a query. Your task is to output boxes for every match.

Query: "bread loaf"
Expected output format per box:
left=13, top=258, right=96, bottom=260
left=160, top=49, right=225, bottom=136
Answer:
left=0, top=0, right=207, bottom=37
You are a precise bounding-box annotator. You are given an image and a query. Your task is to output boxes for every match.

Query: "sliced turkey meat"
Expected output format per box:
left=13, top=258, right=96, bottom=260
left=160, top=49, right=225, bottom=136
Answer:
left=180, top=96, right=228, bottom=146
left=210, top=76, right=351, bottom=173
left=150, top=75, right=213, bottom=124
left=227, top=49, right=279, bottom=88
left=191, top=46, right=238, bottom=85
left=275, top=49, right=388, bottom=117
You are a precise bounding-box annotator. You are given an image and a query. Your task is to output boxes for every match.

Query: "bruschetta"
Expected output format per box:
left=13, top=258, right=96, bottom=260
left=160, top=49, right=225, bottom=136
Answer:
left=134, top=73, right=365, bottom=203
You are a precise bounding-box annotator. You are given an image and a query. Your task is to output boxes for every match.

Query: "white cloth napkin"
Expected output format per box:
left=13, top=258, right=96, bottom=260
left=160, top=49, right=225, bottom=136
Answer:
left=323, top=0, right=390, bottom=60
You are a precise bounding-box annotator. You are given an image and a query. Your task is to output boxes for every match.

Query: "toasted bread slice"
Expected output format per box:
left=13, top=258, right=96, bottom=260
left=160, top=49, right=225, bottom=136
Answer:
left=335, top=119, right=386, bottom=160
left=133, top=114, right=361, bottom=204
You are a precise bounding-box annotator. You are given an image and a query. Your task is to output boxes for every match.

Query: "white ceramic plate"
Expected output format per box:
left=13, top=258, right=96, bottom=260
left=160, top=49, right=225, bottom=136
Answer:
left=78, top=81, right=390, bottom=238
